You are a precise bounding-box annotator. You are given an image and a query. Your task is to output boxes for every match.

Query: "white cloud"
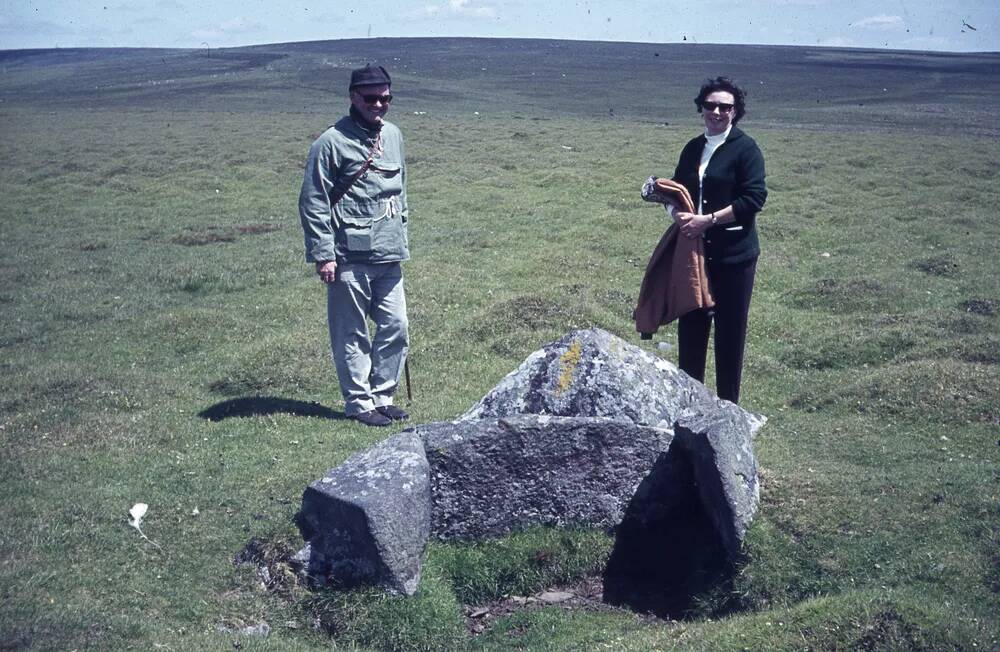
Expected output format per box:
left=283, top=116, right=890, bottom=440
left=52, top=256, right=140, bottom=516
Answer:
left=817, top=36, right=855, bottom=48
left=408, top=0, right=497, bottom=19
left=107, top=0, right=185, bottom=13
left=191, top=17, right=266, bottom=41
left=852, top=15, right=904, bottom=30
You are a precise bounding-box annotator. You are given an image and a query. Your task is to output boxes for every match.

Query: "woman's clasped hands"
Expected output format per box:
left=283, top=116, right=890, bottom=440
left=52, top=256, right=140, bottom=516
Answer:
left=674, top=210, right=713, bottom=239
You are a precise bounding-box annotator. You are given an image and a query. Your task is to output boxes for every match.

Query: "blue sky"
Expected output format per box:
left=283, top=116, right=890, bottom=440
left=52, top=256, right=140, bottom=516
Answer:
left=1, top=0, right=997, bottom=52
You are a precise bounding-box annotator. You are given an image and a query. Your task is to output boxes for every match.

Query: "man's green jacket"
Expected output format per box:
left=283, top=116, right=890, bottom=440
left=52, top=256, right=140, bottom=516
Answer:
left=299, top=115, right=409, bottom=264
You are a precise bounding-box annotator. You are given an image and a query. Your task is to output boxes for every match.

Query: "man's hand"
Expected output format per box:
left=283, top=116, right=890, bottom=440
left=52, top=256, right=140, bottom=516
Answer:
left=676, top=212, right=712, bottom=239
left=316, top=260, right=337, bottom=284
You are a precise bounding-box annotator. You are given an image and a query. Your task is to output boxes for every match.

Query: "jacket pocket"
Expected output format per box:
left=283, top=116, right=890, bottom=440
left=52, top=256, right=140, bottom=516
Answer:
left=337, top=197, right=376, bottom=251
left=369, top=163, right=401, bottom=180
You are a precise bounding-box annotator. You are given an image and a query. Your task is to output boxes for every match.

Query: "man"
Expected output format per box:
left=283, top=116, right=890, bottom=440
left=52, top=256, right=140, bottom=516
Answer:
left=298, top=65, right=410, bottom=427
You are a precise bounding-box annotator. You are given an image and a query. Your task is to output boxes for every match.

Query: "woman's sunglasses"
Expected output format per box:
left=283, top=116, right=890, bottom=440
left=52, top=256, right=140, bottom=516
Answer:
left=701, top=101, right=734, bottom=112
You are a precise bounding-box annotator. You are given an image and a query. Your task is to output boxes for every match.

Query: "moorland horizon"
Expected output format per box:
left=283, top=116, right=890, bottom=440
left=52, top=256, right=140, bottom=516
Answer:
left=4, top=33, right=1000, bottom=56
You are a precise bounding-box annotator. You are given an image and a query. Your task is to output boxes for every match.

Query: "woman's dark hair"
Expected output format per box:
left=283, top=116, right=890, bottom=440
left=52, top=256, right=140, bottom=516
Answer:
left=695, top=76, right=747, bottom=124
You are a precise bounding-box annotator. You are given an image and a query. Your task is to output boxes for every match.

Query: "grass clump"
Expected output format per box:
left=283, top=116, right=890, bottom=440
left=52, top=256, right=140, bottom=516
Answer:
left=912, top=254, right=959, bottom=277
left=251, top=527, right=613, bottom=650
left=171, top=226, right=237, bottom=246
left=790, top=358, right=1000, bottom=422
left=430, top=526, right=613, bottom=604
left=208, top=336, right=327, bottom=397
left=475, top=293, right=592, bottom=336
left=779, top=326, right=917, bottom=370
left=959, top=297, right=997, bottom=316
left=786, top=277, right=895, bottom=314
left=307, top=571, right=465, bottom=652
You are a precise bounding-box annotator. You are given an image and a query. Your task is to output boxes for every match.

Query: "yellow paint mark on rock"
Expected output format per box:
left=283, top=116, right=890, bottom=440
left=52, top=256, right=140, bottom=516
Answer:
left=557, top=340, right=582, bottom=395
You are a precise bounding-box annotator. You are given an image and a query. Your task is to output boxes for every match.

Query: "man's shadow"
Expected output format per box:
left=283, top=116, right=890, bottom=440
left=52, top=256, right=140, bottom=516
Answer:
left=198, top=396, right=348, bottom=422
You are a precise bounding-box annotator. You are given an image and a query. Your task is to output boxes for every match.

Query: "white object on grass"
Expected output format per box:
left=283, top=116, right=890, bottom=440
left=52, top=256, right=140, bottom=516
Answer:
left=129, top=503, right=147, bottom=528
left=128, top=502, right=161, bottom=549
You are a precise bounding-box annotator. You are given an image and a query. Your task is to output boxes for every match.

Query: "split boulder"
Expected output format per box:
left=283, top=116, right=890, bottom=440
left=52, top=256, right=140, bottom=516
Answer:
left=296, top=327, right=765, bottom=596
left=460, top=328, right=763, bottom=558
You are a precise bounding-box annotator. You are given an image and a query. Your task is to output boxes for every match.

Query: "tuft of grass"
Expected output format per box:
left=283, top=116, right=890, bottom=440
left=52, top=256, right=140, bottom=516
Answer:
left=786, top=277, right=894, bottom=313
left=959, top=297, right=997, bottom=316
left=475, top=294, right=590, bottom=335
left=430, top=526, right=613, bottom=605
left=953, top=336, right=1000, bottom=365
left=171, top=227, right=237, bottom=246
left=307, top=570, right=466, bottom=652
left=789, top=358, right=1000, bottom=422
left=912, top=254, right=959, bottom=277
left=780, top=326, right=917, bottom=370
left=208, top=337, right=328, bottom=397
left=235, top=222, right=283, bottom=235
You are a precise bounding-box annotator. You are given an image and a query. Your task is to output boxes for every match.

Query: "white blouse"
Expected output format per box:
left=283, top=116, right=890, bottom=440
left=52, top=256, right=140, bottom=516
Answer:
left=697, top=126, right=732, bottom=214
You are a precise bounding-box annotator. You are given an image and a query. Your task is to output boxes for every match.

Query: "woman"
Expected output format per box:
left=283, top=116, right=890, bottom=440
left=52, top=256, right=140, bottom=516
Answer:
left=668, top=77, right=767, bottom=404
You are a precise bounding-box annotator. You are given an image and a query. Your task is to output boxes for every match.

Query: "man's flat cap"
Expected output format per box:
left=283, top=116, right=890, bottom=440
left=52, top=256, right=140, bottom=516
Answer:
left=349, top=65, right=391, bottom=89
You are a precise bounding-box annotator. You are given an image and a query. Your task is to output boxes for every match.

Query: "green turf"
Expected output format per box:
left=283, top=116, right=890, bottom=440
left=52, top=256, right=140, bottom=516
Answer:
left=1, top=38, right=998, bottom=650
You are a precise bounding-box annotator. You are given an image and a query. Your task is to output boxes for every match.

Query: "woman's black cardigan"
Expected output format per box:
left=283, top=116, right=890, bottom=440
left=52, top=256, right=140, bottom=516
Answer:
left=672, top=126, right=767, bottom=265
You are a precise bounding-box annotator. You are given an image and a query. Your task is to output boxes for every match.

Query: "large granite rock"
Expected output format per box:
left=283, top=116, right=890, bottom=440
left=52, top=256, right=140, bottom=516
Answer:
left=297, top=432, right=431, bottom=595
left=461, top=327, right=765, bottom=436
left=296, top=328, right=764, bottom=597
left=460, top=327, right=762, bottom=559
left=416, top=415, right=675, bottom=539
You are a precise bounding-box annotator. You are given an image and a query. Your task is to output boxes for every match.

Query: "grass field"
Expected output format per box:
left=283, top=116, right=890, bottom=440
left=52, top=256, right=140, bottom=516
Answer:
left=1, top=38, right=998, bottom=650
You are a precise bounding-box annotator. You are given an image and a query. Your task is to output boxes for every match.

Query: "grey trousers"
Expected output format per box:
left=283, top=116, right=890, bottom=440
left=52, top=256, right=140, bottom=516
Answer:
left=327, top=261, right=409, bottom=415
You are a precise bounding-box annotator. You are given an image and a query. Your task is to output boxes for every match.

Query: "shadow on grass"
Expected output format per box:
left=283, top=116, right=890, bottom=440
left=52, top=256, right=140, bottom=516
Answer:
left=602, top=447, right=732, bottom=620
left=198, top=396, right=346, bottom=421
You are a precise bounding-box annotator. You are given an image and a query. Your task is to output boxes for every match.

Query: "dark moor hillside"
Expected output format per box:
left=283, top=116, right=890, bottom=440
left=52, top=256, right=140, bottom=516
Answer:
left=2, top=37, right=998, bottom=135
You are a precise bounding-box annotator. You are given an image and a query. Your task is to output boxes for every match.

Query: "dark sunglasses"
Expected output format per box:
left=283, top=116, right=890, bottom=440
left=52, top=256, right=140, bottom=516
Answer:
left=359, top=93, right=393, bottom=105
left=701, top=101, right=734, bottom=112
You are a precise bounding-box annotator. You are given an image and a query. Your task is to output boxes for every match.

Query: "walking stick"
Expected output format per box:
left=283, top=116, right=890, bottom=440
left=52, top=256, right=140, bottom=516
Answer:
left=404, top=358, right=413, bottom=402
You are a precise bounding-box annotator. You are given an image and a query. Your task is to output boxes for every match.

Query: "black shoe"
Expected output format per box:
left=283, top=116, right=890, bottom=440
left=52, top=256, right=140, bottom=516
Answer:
left=352, top=409, right=392, bottom=427
left=376, top=405, right=409, bottom=421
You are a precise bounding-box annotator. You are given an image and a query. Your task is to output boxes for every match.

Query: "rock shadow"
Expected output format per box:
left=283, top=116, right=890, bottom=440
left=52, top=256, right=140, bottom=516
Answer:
left=602, top=445, right=731, bottom=619
left=198, top=396, right=346, bottom=422
left=294, top=500, right=394, bottom=590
